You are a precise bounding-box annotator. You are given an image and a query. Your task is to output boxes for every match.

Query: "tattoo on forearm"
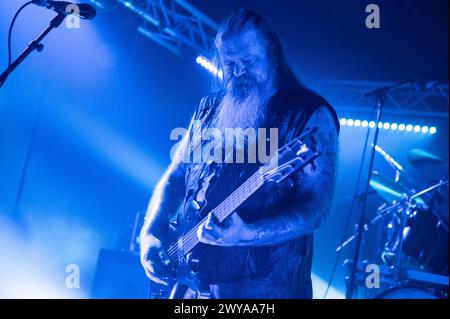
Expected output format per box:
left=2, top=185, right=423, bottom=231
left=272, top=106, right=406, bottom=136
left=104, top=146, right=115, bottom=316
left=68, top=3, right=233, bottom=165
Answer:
left=245, top=106, right=338, bottom=246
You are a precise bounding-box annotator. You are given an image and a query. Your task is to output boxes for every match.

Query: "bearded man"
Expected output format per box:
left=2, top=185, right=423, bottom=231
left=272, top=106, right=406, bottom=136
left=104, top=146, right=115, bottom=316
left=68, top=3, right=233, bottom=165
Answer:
left=140, top=9, right=340, bottom=299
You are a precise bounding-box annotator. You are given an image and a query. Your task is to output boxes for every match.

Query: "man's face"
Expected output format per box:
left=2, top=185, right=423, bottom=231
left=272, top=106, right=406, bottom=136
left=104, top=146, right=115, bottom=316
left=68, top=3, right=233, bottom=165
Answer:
left=218, top=30, right=273, bottom=101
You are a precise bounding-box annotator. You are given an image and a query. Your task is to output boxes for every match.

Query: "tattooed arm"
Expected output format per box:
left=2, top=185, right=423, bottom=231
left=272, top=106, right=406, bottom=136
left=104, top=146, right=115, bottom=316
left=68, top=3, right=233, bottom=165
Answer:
left=198, top=106, right=338, bottom=246
left=139, top=110, right=196, bottom=284
left=140, top=161, right=186, bottom=238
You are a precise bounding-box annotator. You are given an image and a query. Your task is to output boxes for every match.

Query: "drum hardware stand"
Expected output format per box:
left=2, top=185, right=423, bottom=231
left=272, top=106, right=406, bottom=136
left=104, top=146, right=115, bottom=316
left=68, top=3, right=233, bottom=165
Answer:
left=339, top=178, right=448, bottom=298
left=345, top=79, right=439, bottom=299
left=337, top=178, right=448, bottom=252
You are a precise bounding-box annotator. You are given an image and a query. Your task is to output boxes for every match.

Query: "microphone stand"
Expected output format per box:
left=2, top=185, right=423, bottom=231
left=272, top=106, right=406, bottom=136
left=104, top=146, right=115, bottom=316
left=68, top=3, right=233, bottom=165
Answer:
left=0, top=12, right=67, bottom=221
left=345, top=85, right=391, bottom=299
left=0, top=12, right=66, bottom=88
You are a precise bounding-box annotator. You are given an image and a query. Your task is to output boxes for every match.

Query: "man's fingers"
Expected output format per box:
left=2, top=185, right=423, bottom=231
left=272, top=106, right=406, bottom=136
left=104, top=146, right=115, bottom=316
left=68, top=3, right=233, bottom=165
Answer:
left=146, top=269, right=169, bottom=286
left=197, top=225, right=220, bottom=245
left=141, top=247, right=172, bottom=285
left=205, top=213, right=223, bottom=234
left=158, top=249, right=171, bottom=266
left=204, top=213, right=214, bottom=230
left=142, top=259, right=171, bottom=286
left=230, top=212, right=243, bottom=225
left=147, top=245, right=170, bottom=266
left=198, top=223, right=218, bottom=243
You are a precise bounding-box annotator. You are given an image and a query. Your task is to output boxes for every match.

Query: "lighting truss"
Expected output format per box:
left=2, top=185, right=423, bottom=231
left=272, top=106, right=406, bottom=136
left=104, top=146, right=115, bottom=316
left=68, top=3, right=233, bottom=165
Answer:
left=112, top=0, right=219, bottom=57
left=309, top=80, right=449, bottom=120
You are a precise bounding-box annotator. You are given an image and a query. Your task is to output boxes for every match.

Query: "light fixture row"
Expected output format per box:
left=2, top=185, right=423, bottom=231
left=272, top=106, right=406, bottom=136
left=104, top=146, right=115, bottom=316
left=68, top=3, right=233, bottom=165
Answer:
left=340, top=118, right=437, bottom=134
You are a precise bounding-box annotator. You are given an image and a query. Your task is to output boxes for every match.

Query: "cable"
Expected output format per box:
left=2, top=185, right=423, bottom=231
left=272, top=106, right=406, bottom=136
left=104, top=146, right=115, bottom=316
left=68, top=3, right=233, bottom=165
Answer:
left=323, top=106, right=376, bottom=299
left=0, top=1, right=34, bottom=87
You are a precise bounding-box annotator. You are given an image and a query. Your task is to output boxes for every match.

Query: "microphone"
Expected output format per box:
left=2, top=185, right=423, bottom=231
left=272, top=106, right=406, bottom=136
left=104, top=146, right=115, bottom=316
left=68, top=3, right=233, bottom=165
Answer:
left=32, top=0, right=96, bottom=20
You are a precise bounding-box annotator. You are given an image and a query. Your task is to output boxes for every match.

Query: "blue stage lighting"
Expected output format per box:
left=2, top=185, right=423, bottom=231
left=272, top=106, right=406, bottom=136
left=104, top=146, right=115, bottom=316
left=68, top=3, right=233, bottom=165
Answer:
left=196, top=55, right=223, bottom=78
left=339, top=118, right=437, bottom=134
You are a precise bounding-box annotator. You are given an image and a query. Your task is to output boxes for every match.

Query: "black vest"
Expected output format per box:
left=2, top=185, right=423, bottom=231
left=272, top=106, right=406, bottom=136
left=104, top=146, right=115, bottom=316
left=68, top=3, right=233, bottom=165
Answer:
left=179, top=88, right=339, bottom=294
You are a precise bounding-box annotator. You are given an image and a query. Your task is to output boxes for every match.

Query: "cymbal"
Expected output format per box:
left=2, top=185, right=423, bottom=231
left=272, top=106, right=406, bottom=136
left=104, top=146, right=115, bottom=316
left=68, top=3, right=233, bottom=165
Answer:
left=370, top=171, right=407, bottom=203
left=408, top=149, right=445, bottom=169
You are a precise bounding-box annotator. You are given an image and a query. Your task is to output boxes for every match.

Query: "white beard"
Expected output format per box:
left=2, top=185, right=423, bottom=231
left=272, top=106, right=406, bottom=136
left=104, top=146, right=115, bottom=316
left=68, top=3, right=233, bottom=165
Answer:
left=210, top=84, right=272, bottom=155
left=213, top=87, right=269, bottom=131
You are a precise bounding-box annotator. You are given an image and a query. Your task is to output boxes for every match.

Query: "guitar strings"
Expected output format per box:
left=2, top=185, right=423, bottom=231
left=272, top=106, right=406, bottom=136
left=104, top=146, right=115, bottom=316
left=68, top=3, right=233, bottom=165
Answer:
left=166, top=161, right=272, bottom=259
left=167, top=171, right=263, bottom=258
left=166, top=146, right=286, bottom=259
left=167, top=171, right=264, bottom=258
left=166, top=141, right=295, bottom=259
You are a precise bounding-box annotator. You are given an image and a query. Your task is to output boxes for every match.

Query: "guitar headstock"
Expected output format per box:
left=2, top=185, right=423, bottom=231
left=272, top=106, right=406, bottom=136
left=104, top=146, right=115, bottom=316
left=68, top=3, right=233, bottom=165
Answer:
left=261, top=127, right=320, bottom=183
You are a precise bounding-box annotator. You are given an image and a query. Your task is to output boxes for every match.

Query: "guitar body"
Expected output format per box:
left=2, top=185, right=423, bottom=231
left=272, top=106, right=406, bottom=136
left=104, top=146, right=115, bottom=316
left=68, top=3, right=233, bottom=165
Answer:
left=165, top=204, right=209, bottom=299
left=162, top=164, right=258, bottom=298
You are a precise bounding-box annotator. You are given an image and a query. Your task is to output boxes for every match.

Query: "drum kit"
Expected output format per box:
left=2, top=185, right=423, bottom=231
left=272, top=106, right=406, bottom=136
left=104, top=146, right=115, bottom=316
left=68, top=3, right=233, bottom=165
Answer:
left=337, top=147, right=449, bottom=299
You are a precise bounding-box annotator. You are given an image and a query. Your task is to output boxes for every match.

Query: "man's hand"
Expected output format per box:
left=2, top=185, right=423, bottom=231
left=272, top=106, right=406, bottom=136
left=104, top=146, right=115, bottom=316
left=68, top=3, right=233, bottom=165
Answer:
left=140, top=232, right=172, bottom=286
left=197, top=212, right=255, bottom=246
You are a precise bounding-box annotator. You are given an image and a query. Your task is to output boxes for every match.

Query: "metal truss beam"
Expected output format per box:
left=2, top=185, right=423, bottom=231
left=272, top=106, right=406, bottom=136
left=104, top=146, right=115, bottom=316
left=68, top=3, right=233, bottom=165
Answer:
left=114, top=0, right=218, bottom=57
left=309, top=80, right=449, bottom=120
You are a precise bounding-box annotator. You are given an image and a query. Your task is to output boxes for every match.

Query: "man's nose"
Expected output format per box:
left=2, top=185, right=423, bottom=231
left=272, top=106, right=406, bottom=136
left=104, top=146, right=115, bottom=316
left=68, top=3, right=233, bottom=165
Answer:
left=233, top=62, right=246, bottom=78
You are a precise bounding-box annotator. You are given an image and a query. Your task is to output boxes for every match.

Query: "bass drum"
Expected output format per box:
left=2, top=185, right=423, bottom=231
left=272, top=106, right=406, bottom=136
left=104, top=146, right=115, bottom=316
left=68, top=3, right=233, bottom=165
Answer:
left=375, top=286, right=438, bottom=299
left=402, top=206, right=449, bottom=275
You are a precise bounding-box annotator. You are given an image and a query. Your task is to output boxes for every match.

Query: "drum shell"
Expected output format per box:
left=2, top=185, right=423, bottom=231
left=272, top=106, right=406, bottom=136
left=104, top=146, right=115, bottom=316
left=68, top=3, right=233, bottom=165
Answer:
left=402, top=209, right=449, bottom=275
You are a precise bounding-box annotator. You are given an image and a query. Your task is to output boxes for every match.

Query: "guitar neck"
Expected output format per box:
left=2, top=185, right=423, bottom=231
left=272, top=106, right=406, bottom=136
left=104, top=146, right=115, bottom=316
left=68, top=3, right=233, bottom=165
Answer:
left=182, top=167, right=266, bottom=253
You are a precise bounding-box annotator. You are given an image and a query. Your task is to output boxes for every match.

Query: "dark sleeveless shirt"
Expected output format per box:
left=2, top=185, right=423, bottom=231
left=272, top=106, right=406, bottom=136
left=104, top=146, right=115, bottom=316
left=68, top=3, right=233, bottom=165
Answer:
left=177, top=88, right=339, bottom=298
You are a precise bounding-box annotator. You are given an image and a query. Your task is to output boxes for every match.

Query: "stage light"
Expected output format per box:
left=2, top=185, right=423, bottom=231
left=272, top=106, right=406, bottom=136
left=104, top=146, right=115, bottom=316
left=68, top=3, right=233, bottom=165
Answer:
left=374, top=144, right=405, bottom=173
left=89, top=0, right=105, bottom=9
left=339, top=118, right=437, bottom=134
left=196, top=55, right=223, bottom=79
